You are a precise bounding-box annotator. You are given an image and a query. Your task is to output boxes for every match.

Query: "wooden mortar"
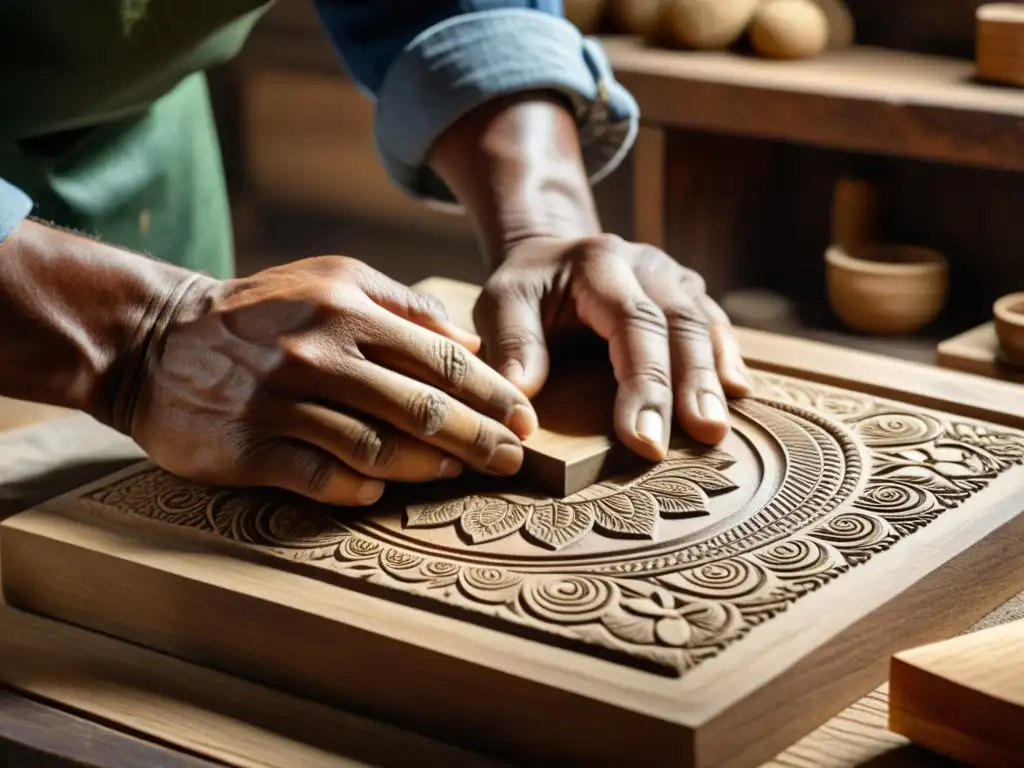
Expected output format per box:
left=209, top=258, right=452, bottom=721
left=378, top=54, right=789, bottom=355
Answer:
left=826, top=244, right=949, bottom=335
left=994, top=292, right=1024, bottom=365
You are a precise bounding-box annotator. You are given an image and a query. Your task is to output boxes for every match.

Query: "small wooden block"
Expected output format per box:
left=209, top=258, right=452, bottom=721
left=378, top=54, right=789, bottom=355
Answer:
left=889, top=619, right=1024, bottom=767
left=937, top=322, right=1024, bottom=384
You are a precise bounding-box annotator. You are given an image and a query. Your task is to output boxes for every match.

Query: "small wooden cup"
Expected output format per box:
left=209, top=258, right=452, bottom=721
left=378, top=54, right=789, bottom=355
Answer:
left=826, top=244, right=949, bottom=335
left=994, top=292, right=1024, bottom=365
left=976, top=3, right=1024, bottom=87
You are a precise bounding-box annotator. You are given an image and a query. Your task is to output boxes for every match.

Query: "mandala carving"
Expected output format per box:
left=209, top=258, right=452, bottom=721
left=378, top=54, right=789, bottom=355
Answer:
left=80, top=373, right=1024, bottom=677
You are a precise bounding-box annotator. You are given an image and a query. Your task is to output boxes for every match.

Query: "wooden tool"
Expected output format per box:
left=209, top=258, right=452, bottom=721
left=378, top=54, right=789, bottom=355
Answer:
left=3, top=277, right=1024, bottom=768
left=889, top=619, right=1024, bottom=767
left=976, top=3, right=1024, bottom=88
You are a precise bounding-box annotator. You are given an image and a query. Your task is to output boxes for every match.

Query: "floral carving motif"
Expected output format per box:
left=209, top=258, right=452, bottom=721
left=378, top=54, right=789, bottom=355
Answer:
left=80, top=373, right=1024, bottom=677
left=404, top=448, right=738, bottom=550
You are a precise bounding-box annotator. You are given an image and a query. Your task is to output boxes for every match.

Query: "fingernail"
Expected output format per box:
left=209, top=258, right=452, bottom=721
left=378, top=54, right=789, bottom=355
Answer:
left=508, top=404, right=539, bottom=438
left=437, top=458, right=463, bottom=480
left=488, top=443, right=523, bottom=476
left=698, top=391, right=728, bottom=424
left=503, top=360, right=524, bottom=385
left=635, top=409, right=665, bottom=447
left=357, top=480, right=385, bottom=506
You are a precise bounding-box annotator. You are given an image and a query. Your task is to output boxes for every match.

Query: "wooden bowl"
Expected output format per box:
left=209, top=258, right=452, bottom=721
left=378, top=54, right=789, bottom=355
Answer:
left=994, top=292, right=1024, bottom=365
left=976, top=3, right=1024, bottom=87
left=826, top=244, right=949, bottom=335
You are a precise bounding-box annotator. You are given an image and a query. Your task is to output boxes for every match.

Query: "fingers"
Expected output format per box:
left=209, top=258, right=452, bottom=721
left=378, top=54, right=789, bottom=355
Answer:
left=661, top=297, right=732, bottom=445
left=278, top=402, right=463, bottom=483
left=361, top=304, right=538, bottom=439
left=360, top=271, right=481, bottom=354
left=573, top=256, right=673, bottom=462
left=245, top=438, right=386, bottom=506
left=473, top=288, right=550, bottom=399
left=697, top=295, right=754, bottom=398
left=315, top=363, right=525, bottom=477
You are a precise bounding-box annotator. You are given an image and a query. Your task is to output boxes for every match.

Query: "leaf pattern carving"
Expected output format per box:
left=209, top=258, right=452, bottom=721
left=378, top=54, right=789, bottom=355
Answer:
left=591, top=488, right=659, bottom=538
left=670, top=466, right=737, bottom=493
left=406, top=497, right=478, bottom=528
left=525, top=502, right=595, bottom=550
left=640, top=469, right=710, bottom=517
left=460, top=498, right=528, bottom=543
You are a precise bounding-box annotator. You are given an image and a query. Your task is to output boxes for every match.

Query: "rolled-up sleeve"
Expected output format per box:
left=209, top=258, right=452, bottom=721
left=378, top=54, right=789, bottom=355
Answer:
left=0, top=179, right=33, bottom=243
left=314, top=1, right=639, bottom=208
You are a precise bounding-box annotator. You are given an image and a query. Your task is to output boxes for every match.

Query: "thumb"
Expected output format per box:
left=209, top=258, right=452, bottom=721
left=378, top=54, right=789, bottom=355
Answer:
left=474, top=290, right=549, bottom=398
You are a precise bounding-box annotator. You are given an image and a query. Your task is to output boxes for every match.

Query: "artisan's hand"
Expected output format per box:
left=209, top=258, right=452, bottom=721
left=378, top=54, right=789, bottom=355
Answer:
left=476, top=235, right=752, bottom=461
left=428, top=93, right=751, bottom=462
left=131, top=257, right=537, bottom=506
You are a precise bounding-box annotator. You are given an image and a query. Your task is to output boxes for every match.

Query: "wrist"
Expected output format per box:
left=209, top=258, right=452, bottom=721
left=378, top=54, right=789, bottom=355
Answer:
left=0, top=220, right=211, bottom=428
left=428, top=92, right=602, bottom=268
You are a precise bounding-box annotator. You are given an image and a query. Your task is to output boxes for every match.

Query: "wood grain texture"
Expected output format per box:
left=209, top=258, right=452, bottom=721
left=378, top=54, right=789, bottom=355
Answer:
left=889, top=619, right=1024, bottom=767
left=938, top=322, right=1024, bottom=384
left=0, top=604, right=499, bottom=768
left=603, top=37, right=1024, bottom=172
left=0, top=687, right=217, bottom=768
left=4, top=277, right=1024, bottom=768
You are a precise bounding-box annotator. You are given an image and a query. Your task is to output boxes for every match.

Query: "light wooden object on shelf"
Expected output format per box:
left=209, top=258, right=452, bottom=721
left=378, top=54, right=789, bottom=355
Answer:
left=749, top=0, right=829, bottom=60
left=976, top=3, right=1024, bottom=87
left=937, top=322, right=1024, bottom=385
left=889, top=619, right=1024, bottom=767
left=660, top=0, right=759, bottom=50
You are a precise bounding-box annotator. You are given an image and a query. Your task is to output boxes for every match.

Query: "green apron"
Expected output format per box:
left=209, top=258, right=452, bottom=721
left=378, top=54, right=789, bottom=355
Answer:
left=0, top=1, right=275, bottom=278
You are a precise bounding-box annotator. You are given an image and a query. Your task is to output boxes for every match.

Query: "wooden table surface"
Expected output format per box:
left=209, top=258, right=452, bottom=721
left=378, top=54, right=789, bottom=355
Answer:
left=1, top=402, right=1020, bottom=768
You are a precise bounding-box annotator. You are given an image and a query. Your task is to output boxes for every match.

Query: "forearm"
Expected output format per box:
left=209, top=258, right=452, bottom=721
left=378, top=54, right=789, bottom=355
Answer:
left=428, top=92, right=602, bottom=266
left=0, top=220, right=206, bottom=428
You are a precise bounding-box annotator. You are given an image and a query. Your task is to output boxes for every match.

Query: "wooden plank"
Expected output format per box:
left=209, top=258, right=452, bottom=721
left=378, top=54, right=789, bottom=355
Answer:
left=5, top=277, right=1024, bottom=768
left=889, top=619, right=1024, bottom=767
left=0, top=687, right=217, bottom=768
left=937, top=322, right=1024, bottom=384
left=0, top=604, right=499, bottom=768
left=603, top=38, right=1024, bottom=172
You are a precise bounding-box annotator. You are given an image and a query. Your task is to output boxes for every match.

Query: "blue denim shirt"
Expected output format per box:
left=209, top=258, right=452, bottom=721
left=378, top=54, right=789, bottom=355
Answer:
left=0, top=1, right=638, bottom=242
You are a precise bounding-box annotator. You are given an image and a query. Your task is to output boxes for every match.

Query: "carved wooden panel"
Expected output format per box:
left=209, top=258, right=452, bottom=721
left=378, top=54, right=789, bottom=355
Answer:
left=4, top=279, right=1024, bottom=768
left=49, top=372, right=1024, bottom=680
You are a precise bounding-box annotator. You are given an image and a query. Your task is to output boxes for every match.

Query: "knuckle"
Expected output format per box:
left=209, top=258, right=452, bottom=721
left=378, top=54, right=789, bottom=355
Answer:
left=303, top=456, right=337, bottom=496
left=353, top=425, right=398, bottom=469
left=617, top=298, right=668, bottom=336
left=629, top=364, right=673, bottom=390
left=492, top=325, right=543, bottom=357
left=408, top=289, right=447, bottom=321
left=468, top=421, right=500, bottom=462
left=408, top=390, right=449, bottom=436
left=432, top=337, right=469, bottom=389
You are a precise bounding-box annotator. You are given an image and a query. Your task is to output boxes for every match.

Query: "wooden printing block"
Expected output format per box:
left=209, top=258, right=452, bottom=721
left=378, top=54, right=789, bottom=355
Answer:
left=3, top=278, right=1024, bottom=768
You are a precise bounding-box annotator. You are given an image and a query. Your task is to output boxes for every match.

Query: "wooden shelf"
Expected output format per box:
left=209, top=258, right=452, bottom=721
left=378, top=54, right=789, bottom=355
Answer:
left=602, top=37, right=1024, bottom=172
